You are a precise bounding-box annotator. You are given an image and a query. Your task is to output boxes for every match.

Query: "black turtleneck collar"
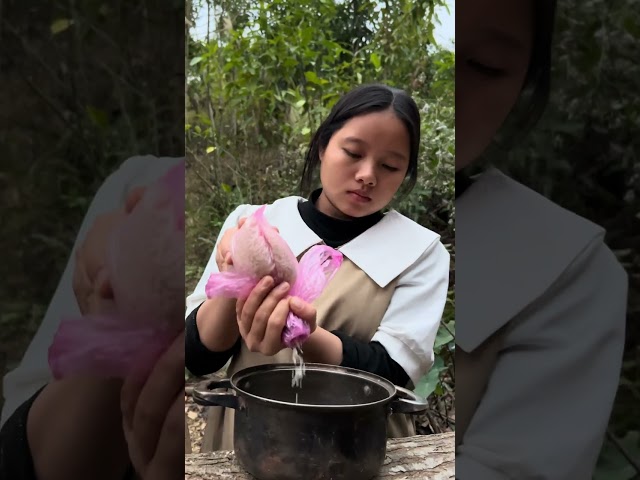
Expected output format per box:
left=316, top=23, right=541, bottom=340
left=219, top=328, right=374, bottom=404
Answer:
left=456, top=171, right=474, bottom=199
left=297, top=189, right=384, bottom=248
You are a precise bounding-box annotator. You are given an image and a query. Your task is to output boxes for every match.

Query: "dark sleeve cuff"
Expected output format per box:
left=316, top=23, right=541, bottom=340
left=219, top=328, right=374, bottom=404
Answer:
left=0, top=385, right=139, bottom=480
left=330, top=330, right=411, bottom=388
left=185, top=302, right=241, bottom=377
left=0, top=386, right=44, bottom=479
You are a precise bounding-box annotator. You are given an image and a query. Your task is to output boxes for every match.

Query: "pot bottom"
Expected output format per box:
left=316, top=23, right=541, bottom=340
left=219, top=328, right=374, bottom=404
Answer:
left=233, top=403, right=388, bottom=480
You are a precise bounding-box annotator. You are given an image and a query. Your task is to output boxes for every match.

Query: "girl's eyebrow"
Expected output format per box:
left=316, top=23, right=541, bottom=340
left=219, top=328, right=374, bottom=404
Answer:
left=343, top=136, right=407, bottom=161
left=477, top=26, right=529, bottom=54
left=343, top=136, right=367, bottom=145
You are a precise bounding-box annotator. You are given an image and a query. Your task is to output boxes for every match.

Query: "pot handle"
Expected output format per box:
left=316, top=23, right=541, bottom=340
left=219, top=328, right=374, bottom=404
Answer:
left=191, top=379, right=240, bottom=410
left=389, top=386, right=429, bottom=414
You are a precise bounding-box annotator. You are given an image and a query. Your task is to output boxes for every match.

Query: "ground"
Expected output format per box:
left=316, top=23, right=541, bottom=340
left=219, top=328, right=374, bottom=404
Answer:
left=186, top=390, right=208, bottom=453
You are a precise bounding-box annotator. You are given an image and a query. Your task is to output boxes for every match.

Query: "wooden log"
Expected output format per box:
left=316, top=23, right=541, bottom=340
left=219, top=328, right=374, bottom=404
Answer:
left=185, top=432, right=454, bottom=479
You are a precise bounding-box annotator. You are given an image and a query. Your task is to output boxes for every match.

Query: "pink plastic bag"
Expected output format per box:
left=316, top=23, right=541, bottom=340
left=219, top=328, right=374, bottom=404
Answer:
left=205, top=205, right=343, bottom=348
left=48, top=160, right=185, bottom=380
left=281, top=244, right=343, bottom=346
left=48, top=317, right=178, bottom=380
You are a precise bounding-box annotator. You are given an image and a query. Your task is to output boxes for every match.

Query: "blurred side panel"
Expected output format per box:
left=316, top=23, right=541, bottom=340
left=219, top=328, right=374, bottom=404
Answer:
left=456, top=0, right=638, bottom=478
left=0, top=0, right=185, bottom=478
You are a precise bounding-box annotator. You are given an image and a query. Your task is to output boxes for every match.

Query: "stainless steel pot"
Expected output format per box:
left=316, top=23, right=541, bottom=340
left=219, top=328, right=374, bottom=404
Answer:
left=192, top=363, right=429, bottom=480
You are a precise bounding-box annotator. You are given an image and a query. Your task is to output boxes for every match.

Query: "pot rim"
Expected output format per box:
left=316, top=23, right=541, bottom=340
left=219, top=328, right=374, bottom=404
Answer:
left=226, top=362, right=399, bottom=411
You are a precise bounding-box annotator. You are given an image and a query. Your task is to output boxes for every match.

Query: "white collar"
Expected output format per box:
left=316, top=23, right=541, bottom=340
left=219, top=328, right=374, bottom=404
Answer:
left=455, top=168, right=605, bottom=351
left=263, top=196, right=440, bottom=288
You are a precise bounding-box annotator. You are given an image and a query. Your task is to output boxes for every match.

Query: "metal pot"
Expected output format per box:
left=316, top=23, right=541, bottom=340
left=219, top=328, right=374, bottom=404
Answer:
left=192, top=363, right=428, bottom=480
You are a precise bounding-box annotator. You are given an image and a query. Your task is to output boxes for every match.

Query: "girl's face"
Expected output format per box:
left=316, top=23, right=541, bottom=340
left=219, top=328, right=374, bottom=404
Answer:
left=456, top=0, right=534, bottom=170
left=316, top=110, right=410, bottom=219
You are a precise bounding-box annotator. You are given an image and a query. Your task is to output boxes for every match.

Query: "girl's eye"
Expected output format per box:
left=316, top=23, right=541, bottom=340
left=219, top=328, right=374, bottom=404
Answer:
left=467, top=59, right=506, bottom=78
left=343, top=149, right=362, bottom=159
left=383, top=165, right=400, bottom=172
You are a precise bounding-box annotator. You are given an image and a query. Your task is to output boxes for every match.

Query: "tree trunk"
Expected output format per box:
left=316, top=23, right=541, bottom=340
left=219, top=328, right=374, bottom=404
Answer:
left=185, top=433, right=454, bottom=479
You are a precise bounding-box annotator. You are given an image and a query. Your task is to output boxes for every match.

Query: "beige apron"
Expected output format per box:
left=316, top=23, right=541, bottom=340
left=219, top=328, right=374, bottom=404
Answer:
left=198, top=256, right=416, bottom=453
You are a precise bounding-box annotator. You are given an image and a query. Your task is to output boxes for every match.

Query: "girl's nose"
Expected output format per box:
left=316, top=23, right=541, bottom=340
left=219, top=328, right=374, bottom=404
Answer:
left=355, top=162, right=376, bottom=186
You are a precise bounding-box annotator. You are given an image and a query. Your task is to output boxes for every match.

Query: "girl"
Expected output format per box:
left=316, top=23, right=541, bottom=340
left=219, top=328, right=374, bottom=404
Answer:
left=185, top=83, right=451, bottom=452
left=455, top=1, right=627, bottom=478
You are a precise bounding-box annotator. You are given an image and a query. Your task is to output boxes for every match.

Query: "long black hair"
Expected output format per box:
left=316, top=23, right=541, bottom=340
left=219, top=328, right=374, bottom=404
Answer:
left=513, top=0, right=557, bottom=133
left=299, top=83, right=421, bottom=199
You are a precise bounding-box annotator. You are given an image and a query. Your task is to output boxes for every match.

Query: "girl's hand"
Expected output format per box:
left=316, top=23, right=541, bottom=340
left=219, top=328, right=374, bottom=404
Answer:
left=236, top=276, right=317, bottom=356
left=215, top=217, right=246, bottom=272
left=72, top=186, right=146, bottom=315
left=121, top=331, right=184, bottom=480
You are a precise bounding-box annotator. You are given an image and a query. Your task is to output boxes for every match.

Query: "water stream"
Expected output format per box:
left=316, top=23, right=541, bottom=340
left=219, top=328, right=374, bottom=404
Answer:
left=291, top=345, right=306, bottom=391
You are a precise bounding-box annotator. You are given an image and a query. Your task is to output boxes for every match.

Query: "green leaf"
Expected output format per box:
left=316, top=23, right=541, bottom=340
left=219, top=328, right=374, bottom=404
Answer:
left=594, top=432, right=640, bottom=480
left=623, top=16, right=640, bottom=38
left=326, top=96, right=340, bottom=109
left=85, top=106, right=108, bottom=129
left=370, top=52, right=381, bottom=69
left=206, top=146, right=215, bottom=154
left=300, top=27, right=314, bottom=44
left=305, top=71, right=327, bottom=85
left=295, top=99, right=306, bottom=108
left=190, top=56, right=203, bottom=66
left=434, top=323, right=454, bottom=348
left=414, top=356, right=446, bottom=399
left=221, top=183, right=232, bottom=193
left=51, top=19, right=73, bottom=35
left=301, top=127, right=311, bottom=135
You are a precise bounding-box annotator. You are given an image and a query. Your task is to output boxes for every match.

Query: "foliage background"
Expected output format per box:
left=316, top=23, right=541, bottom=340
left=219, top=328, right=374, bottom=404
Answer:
left=483, top=1, right=639, bottom=477
left=185, top=0, right=456, bottom=433
left=0, top=1, right=184, bottom=410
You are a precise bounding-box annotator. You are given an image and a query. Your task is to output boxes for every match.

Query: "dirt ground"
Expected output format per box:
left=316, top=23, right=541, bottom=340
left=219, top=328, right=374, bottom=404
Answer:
left=185, top=390, right=209, bottom=453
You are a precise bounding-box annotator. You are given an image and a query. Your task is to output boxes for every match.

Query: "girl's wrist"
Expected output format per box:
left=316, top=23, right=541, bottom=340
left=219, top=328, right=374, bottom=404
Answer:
left=196, top=296, right=240, bottom=352
left=298, top=327, right=343, bottom=365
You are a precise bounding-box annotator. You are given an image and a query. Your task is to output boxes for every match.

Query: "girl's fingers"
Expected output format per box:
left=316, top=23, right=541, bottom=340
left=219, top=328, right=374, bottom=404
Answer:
left=216, top=249, right=233, bottom=271
left=237, top=277, right=274, bottom=337
left=122, top=416, right=146, bottom=478
left=127, top=333, right=185, bottom=467
left=247, top=282, right=290, bottom=349
left=72, top=247, right=91, bottom=313
left=235, top=297, right=246, bottom=321
left=125, top=186, right=146, bottom=213
left=264, top=298, right=290, bottom=353
left=142, top=393, right=184, bottom=480
left=289, top=297, right=318, bottom=333
left=95, top=268, right=114, bottom=298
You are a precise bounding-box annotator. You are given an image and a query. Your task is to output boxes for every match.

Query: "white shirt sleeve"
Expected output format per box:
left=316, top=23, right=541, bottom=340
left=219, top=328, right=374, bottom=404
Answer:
left=456, top=238, right=627, bottom=479
left=185, top=204, right=252, bottom=317
left=370, top=239, right=451, bottom=387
